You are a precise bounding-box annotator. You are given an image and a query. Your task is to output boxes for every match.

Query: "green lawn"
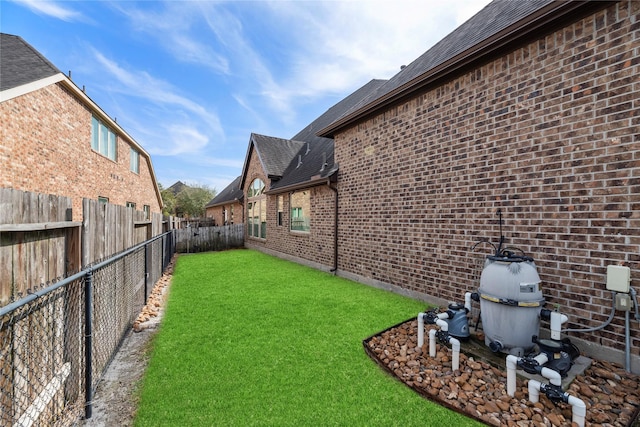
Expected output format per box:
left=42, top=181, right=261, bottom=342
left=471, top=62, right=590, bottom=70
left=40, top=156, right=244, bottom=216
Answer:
left=134, top=249, right=482, bottom=426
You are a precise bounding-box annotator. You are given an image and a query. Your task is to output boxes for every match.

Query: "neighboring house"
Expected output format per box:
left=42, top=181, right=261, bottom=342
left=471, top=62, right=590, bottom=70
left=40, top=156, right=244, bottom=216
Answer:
left=205, top=175, right=243, bottom=225
left=0, top=33, right=162, bottom=221
left=167, top=180, right=189, bottom=196
left=242, top=1, right=639, bottom=371
left=241, top=80, right=386, bottom=269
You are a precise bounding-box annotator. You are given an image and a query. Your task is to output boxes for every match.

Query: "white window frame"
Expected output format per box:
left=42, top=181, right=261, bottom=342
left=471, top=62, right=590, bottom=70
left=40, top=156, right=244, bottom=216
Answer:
left=91, top=116, right=117, bottom=161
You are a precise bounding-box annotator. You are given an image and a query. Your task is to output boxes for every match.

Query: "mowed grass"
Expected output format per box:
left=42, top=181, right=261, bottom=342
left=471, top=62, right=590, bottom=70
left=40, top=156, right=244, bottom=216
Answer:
left=134, top=249, right=481, bottom=427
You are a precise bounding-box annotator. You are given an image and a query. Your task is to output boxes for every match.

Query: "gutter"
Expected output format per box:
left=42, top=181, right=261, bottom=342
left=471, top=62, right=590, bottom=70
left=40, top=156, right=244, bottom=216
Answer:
left=318, top=1, right=611, bottom=138
left=264, top=166, right=338, bottom=195
left=327, top=180, right=338, bottom=274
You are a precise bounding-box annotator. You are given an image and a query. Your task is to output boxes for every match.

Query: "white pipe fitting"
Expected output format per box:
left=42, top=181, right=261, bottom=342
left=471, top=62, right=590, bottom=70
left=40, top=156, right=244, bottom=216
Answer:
left=567, top=394, right=587, bottom=427
left=428, top=319, right=460, bottom=371
left=464, top=292, right=473, bottom=312
left=550, top=311, right=569, bottom=341
left=429, top=329, right=437, bottom=358
left=450, top=337, right=460, bottom=371
left=506, top=353, right=555, bottom=397
left=417, top=312, right=426, bottom=347
left=506, top=355, right=518, bottom=397
left=527, top=379, right=586, bottom=427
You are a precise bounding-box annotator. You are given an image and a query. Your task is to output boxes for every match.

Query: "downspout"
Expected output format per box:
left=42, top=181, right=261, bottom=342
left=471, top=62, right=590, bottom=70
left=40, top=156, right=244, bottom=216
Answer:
left=328, top=180, right=338, bottom=274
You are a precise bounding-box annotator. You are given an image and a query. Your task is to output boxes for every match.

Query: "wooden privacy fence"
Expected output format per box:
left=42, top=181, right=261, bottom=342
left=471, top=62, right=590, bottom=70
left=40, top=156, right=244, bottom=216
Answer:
left=175, top=223, right=244, bottom=253
left=1, top=188, right=178, bottom=426
left=0, top=188, right=176, bottom=307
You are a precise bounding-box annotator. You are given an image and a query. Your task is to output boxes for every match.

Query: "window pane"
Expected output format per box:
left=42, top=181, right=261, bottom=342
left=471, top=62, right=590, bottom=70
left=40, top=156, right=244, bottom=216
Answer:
left=108, top=132, right=116, bottom=160
left=91, top=117, right=99, bottom=151
left=130, top=148, right=139, bottom=173
left=290, top=191, right=310, bottom=232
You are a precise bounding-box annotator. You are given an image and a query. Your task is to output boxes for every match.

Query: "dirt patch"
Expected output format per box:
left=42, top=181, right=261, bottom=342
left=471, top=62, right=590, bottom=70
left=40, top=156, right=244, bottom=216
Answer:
left=78, top=257, right=175, bottom=427
left=364, top=318, right=640, bottom=427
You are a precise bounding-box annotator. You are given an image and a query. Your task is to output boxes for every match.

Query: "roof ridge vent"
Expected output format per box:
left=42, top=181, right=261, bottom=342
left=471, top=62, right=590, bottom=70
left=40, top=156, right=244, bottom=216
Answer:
left=296, top=154, right=302, bottom=169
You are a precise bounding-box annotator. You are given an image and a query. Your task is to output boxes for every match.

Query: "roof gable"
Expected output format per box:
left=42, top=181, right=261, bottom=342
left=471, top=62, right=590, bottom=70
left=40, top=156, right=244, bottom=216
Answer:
left=250, top=133, right=306, bottom=179
left=0, top=33, right=61, bottom=92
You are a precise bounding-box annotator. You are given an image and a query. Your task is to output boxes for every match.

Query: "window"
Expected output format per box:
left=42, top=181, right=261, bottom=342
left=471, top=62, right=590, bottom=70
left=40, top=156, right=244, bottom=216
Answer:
left=126, top=201, right=136, bottom=209
left=277, top=195, right=284, bottom=226
left=290, top=190, right=310, bottom=232
left=247, top=178, right=266, bottom=238
left=143, top=205, right=150, bottom=220
left=98, top=196, right=109, bottom=204
left=130, top=148, right=140, bottom=174
left=91, top=116, right=117, bottom=161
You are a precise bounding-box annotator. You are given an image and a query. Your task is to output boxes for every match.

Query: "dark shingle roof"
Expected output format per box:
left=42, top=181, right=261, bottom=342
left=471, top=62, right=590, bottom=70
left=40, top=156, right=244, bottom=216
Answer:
left=320, top=0, right=564, bottom=136
left=0, top=33, right=61, bottom=92
left=167, top=181, right=189, bottom=195
left=292, top=79, right=387, bottom=144
left=269, top=137, right=336, bottom=191
left=266, top=80, right=387, bottom=191
left=205, top=176, right=243, bottom=207
left=250, top=133, right=305, bottom=179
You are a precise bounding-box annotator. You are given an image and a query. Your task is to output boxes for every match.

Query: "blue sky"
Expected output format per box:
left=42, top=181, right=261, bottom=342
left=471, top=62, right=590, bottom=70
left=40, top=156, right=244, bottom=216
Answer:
left=2, top=0, right=490, bottom=192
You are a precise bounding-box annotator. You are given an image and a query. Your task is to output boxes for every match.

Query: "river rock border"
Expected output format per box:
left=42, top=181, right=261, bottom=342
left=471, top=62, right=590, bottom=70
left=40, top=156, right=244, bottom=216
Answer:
left=363, top=318, right=640, bottom=427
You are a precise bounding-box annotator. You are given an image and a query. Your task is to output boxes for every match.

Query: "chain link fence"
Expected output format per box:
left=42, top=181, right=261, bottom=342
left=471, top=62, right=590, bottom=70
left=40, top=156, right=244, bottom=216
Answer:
left=1, top=230, right=175, bottom=427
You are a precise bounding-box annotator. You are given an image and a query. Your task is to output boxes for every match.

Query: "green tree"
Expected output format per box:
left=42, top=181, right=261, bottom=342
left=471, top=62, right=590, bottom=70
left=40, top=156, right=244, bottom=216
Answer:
left=175, top=184, right=216, bottom=218
left=160, top=188, right=177, bottom=216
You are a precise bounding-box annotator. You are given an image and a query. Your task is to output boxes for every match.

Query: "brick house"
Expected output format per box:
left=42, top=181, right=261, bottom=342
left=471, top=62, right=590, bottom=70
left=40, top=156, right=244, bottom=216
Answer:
left=241, top=80, right=385, bottom=270
left=205, top=175, right=244, bottom=225
left=243, top=1, right=640, bottom=371
left=0, top=33, right=163, bottom=220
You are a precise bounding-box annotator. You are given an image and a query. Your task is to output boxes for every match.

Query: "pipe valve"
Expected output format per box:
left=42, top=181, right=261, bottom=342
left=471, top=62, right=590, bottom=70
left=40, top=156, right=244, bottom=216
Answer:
left=540, top=383, right=567, bottom=405
left=518, top=357, right=541, bottom=375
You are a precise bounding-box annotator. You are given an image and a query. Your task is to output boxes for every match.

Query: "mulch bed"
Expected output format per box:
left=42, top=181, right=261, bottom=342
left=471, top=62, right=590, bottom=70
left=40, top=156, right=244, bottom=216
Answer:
left=363, top=318, right=640, bottom=427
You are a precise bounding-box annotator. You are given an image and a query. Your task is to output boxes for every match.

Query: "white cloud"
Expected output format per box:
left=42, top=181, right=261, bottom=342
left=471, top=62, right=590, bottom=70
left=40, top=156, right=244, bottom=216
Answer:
left=111, top=2, right=230, bottom=74
left=89, top=49, right=224, bottom=156
left=265, top=0, right=492, bottom=100
left=10, top=0, right=83, bottom=21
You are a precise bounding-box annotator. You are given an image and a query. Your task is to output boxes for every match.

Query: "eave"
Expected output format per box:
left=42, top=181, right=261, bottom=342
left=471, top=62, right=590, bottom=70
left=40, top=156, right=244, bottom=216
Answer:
left=265, top=166, right=338, bottom=195
left=318, top=1, right=612, bottom=138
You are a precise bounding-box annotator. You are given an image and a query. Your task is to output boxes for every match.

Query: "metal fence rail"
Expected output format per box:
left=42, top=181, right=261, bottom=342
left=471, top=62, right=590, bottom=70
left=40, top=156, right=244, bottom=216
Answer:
left=0, top=230, right=175, bottom=427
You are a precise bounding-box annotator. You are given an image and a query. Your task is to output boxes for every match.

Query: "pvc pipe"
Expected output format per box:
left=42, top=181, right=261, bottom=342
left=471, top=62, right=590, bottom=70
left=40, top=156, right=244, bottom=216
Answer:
left=417, top=311, right=448, bottom=347
left=527, top=379, right=586, bottom=427
left=429, top=329, right=437, bottom=358
left=528, top=379, right=541, bottom=403
left=506, top=353, right=552, bottom=397
left=567, top=394, right=587, bottom=427
left=625, top=310, right=631, bottom=372
left=417, top=312, right=426, bottom=347
left=506, top=355, right=518, bottom=397
left=540, top=366, right=561, bottom=387
left=450, top=337, right=460, bottom=371
left=549, top=311, right=568, bottom=341
left=464, top=292, right=473, bottom=312
left=427, top=319, right=460, bottom=371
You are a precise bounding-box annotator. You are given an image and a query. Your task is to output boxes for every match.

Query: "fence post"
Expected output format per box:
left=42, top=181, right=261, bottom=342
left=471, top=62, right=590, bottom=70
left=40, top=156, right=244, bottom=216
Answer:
left=144, top=243, right=149, bottom=303
left=84, top=269, right=93, bottom=419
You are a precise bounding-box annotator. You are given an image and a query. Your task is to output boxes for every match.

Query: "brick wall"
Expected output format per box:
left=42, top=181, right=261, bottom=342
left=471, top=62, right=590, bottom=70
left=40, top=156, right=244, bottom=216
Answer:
left=243, top=146, right=337, bottom=268
left=333, top=1, right=639, bottom=358
left=206, top=201, right=243, bottom=225
left=0, top=83, right=161, bottom=221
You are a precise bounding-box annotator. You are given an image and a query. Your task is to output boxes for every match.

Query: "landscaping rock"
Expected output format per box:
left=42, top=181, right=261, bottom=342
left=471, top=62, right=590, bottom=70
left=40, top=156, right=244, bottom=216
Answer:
left=364, top=319, right=640, bottom=427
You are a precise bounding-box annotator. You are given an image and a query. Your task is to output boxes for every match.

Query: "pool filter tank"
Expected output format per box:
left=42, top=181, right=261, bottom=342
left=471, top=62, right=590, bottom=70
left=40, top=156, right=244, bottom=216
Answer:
left=475, top=209, right=545, bottom=356
left=478, top=254, right=544, bottom=356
